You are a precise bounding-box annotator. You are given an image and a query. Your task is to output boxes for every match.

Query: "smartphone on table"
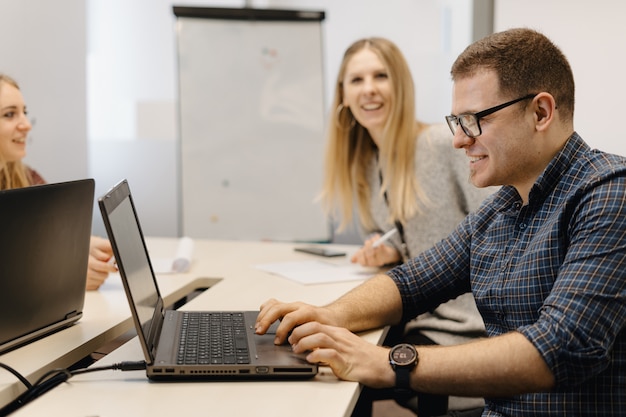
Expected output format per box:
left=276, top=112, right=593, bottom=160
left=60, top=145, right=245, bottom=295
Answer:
left=294, top=246, right=346, bottom=257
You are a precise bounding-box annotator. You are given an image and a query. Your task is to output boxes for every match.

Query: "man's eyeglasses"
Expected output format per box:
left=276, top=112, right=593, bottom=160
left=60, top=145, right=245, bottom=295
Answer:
left=445, top=93, right=537, bottom=138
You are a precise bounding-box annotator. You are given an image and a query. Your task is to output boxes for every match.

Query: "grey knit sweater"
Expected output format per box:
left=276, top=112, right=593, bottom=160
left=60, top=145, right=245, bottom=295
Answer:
left=366, top=123, right=497, bottom=346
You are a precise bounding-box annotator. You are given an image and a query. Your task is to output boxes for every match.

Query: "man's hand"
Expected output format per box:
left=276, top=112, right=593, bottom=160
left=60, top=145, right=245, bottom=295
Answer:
left=255, top=298, right=338, bottom=345
left=290, top=321, right=395, bottom=388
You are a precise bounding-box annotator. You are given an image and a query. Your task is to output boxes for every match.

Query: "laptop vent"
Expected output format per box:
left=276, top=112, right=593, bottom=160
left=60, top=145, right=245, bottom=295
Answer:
left=186, top=370, right=239, bottom=374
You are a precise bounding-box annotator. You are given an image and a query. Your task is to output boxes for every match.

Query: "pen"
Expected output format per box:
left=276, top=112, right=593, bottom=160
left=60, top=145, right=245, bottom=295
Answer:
left=372, top=228, right=398, bottom=248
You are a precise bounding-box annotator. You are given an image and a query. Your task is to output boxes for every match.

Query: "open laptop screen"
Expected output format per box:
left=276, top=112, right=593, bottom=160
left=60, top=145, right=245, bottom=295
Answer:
left=99, top=180, right=162, bottom=353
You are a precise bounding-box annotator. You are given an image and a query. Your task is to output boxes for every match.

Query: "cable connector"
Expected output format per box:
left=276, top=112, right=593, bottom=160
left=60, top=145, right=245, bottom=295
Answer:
left=71, top=360, right=147, bottom=376
left=114, top=361, right=147, bottom=371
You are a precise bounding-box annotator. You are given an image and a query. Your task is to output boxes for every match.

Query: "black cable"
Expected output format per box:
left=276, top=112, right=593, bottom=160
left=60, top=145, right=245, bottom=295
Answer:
left=32, top=368, right=71, bottom=387
left=71, top=360, right=147, bottom=375
left=0, top=363, right=32, bottom=390
left=0, top=360, right=146, bottom=417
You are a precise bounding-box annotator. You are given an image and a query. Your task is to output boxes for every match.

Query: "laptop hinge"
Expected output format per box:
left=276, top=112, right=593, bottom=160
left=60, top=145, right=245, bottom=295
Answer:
left=64, top=310, right=81, bottom=320
left=150, top=311, right=165, bottom=358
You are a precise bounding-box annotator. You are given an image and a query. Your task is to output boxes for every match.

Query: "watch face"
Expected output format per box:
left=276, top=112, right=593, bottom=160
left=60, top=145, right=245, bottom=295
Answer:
left=391, top=344, right=417, bottom=366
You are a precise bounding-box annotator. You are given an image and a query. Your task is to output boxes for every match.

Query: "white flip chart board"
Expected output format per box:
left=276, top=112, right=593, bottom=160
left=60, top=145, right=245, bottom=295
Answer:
left=174, top=6, right=329, bottom=241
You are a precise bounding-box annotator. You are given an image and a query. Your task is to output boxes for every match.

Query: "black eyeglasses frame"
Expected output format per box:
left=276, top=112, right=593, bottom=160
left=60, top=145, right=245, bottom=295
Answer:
left=445, top=93, right=538, bottom=138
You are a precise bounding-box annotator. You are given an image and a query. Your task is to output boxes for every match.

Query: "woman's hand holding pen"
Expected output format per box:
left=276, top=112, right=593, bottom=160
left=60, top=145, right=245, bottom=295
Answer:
left=350, top=231, right=402, bottom=267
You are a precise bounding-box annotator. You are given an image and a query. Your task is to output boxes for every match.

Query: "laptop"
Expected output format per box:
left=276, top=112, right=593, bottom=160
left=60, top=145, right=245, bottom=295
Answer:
left=0, top=179, right=94, bottom=354
left=98, top=179, right=317, bottom=380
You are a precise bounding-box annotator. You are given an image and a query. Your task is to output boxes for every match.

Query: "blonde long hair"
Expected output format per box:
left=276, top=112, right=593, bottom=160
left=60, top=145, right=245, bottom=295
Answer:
left=319, top=38, right=427, bottom=230
left=0, top=74, right=33, bottom=190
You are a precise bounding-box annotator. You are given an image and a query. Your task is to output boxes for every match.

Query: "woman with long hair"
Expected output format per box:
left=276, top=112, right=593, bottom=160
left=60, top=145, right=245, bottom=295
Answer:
left=319, top=38, right=495, bottom=414
left=0, top=74, right=116, bottom=290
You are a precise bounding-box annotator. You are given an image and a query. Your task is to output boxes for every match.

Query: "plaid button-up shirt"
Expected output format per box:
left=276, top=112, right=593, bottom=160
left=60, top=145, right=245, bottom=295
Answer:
left=388, top=132, right=626, bottom=416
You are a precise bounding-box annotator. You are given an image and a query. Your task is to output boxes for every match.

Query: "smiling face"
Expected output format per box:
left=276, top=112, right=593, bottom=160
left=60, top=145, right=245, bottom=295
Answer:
left=0, top=81, right=31, bottom=164
left=451, top=70, right=548, bottom=197
left=341, top=48, right=392, bottom=145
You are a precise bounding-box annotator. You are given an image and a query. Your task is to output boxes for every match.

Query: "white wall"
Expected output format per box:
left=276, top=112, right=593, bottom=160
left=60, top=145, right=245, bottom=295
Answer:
left=86, top=0, right=473, bottom=144
left=0, top=0, right=88, bottom=183
left=494, top=0, right=626, bottom=157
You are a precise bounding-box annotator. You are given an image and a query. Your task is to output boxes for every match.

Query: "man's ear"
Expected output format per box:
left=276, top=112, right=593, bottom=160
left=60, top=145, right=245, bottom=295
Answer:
left=534, top=92, right=556, bottom=132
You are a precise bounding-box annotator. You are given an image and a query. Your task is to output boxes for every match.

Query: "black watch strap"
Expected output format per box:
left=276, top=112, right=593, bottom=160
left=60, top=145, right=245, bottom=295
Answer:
left=396, top=366, right=411, bottom=389
left=390, top=343, right=417, bottom=400
left=394, top=367, right=413, bottom=399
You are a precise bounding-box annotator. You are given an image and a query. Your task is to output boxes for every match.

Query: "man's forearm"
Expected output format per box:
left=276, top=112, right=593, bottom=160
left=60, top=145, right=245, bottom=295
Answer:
left=413, top=331, right=555, bottom=397
left=328, top=273, right=403, bottom=332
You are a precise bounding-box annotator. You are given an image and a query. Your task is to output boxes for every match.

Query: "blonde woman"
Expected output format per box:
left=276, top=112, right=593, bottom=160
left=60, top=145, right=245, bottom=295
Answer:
left=0, top=74, right=115, bottom=290
left=319, top=38, right=495, bottom=414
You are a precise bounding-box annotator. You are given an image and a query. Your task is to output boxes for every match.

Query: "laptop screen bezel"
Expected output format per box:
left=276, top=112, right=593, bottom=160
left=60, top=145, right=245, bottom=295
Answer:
left=98, top=179, right=165, bottom=364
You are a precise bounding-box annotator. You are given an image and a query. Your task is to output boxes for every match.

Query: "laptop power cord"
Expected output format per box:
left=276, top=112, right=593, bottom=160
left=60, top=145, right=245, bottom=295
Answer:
left=0, top=360, right=147, bottom=416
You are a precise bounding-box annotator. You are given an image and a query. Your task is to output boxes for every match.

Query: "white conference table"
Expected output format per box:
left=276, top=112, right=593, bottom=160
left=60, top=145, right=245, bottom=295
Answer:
left=9, top=238, right=386, bottom=417
left=0, top=240, right=208, bottom=410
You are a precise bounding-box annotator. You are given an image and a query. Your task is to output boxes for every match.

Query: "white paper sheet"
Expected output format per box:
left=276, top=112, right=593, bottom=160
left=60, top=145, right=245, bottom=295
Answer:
left=151, top=237, right=194, bottom=274
left=255, top=260, right=377, bottom=285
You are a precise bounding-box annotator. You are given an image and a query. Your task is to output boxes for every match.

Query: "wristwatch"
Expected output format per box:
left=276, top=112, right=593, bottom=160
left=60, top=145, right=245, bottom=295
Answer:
left=389, top=343, right=418, bottom=398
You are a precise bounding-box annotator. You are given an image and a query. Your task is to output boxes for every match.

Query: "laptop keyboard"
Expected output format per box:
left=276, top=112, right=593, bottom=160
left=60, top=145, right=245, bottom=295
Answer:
left=177, top=312, right=251, bottom=365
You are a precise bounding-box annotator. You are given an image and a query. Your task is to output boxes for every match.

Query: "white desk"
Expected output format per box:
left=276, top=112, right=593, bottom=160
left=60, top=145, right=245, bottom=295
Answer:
left=9, top=238, right=384, bottom=417
left=0, top=238, right=210, bottom=409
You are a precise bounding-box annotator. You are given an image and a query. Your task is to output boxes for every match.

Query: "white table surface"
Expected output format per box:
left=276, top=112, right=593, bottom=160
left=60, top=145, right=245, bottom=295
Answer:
left=7, top=238, right=385, bottom=417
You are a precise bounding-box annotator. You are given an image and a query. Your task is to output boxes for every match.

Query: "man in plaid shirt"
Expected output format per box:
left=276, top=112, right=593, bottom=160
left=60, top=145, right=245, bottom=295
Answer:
left=256, top=28, right=625, bottom=416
